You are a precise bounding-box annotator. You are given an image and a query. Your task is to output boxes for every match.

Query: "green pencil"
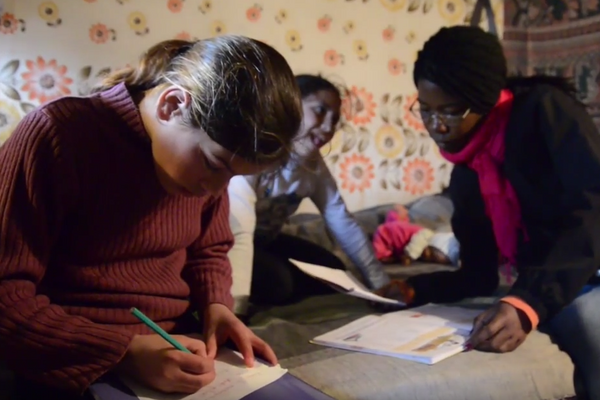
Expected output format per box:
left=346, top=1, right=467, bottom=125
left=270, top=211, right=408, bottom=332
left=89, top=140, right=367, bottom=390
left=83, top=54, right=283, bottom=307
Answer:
left=130, top=307, right=192, bottom=354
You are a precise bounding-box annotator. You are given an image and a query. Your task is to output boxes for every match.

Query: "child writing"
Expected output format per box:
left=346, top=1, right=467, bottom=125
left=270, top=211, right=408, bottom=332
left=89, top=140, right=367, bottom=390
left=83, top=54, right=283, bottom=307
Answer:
left=0, top=37, right=303, bottom=400
left=227, top=74, right=390, bottom=314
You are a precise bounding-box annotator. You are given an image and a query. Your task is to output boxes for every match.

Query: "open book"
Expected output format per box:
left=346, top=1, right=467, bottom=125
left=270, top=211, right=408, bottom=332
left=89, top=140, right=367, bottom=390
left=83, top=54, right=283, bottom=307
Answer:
left=120, top=349, right=288, bottom=400
left=311, top=304, right=482, bottom=365
left=289, top=259, right=404, bottom=306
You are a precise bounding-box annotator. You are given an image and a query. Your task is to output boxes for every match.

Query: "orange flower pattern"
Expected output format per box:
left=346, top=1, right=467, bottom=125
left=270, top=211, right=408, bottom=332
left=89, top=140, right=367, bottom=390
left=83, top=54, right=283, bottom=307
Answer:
left=382, top=26, right=395, bottom=41
left=246, top=4, right=262, bottom=21
left=174, top=31, right=192, bottom=40
left=402, top=158, right=435, bottom=195
left=324, top=49, right=343, bottom=66
left=339, top=154, right=375, bottom=194
left=167, top=0, right=184, bottom=13
left=318, top=15, right=331, bottom=32
left=21, top=57, right=73, bottom=104
left=388, top=58, right=404, bottom=75
left=0, top=13, right=23, bottom=34
left=0, top=0, right=487, bottom=210
left=342, top=86, right=376, bottom=126
left=89, top=23, right=115, bottom=43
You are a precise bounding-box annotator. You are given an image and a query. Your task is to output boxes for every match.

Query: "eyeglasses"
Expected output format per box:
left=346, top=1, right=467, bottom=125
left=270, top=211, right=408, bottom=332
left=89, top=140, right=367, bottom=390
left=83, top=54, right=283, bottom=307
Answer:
left=409, top=100, right=470, bottom=128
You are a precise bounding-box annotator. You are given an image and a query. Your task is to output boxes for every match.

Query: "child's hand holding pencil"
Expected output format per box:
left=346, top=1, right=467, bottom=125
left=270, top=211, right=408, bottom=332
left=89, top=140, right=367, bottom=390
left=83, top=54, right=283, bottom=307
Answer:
left=115, top=308, right=216, bottom=394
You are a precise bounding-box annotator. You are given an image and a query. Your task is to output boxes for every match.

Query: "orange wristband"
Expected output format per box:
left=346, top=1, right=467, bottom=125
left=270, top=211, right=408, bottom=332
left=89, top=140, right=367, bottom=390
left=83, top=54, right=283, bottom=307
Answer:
left=500, top=296, right=539, bottom=331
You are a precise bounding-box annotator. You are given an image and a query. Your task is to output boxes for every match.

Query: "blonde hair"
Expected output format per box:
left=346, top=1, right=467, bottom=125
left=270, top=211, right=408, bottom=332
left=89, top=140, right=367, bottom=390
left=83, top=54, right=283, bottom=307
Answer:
left=92, top=36, right=302, bottom=165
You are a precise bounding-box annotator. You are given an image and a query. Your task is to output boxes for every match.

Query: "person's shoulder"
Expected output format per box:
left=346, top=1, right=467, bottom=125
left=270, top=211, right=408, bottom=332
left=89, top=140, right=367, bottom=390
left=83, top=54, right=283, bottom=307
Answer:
left=4, top=97, right=78, bottom=150
left=0, top=101, right=83, bottom=172
left=13, top=95, right=99, bottom=142
left=42, top=94, right=105, bottom=129
left=515, top=83, right=581, bottom=112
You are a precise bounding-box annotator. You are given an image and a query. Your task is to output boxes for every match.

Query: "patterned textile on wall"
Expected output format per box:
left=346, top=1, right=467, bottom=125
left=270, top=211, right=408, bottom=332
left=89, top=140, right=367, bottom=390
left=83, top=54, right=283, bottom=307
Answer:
left=503, top=0, right=600, bottom=130
left=0, top=0, right=502, bottom=212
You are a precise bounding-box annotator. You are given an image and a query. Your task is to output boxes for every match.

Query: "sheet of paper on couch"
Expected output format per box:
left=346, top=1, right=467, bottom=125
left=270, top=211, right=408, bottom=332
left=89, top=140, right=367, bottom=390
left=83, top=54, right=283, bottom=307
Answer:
left=289, top=259, right=405, bottom=306
left=120, top=348, right=288, bottom=400
left=311, top=304, right=481, bottom=365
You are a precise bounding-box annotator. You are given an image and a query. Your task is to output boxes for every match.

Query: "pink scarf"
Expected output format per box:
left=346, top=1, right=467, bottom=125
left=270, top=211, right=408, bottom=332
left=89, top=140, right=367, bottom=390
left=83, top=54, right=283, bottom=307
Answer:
left=440, top=90, right=524, bottom=283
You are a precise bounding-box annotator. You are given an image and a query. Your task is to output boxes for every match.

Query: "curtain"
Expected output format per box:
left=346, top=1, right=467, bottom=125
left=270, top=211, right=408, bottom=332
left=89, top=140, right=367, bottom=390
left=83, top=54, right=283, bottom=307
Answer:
left=503, top=0, right=600, bottom=129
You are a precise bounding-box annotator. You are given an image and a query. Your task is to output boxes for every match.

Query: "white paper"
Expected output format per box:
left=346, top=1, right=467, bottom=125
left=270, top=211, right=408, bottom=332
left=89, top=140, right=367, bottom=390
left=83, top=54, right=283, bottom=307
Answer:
left=400, top=303, right=479, bottom=332
left=312, top=304, right=481, bottom=365
left=122, top=349, right=287, bottom=400
left=289, top=259, right=405, bottom=306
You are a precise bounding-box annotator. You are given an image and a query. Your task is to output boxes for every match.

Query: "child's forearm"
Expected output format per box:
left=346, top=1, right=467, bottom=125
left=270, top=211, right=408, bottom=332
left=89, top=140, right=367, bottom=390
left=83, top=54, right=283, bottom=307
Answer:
left=0, top=285, right=135, bottom=394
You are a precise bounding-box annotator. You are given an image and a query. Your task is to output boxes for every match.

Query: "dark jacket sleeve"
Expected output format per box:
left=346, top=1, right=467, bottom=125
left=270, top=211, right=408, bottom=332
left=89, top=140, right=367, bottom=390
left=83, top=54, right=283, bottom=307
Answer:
left=508, top=88, right=600, bottom=324
left=406, top=165, right=500, bottom=304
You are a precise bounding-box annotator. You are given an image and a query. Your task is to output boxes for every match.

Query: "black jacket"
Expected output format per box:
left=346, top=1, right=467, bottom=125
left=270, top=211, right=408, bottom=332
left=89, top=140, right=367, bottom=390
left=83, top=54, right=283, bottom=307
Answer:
left=406, top=84, right=600, bottom=324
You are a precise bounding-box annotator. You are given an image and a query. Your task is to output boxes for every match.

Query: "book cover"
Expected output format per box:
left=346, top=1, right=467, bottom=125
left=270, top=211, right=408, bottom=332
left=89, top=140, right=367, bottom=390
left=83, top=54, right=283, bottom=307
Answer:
left=311, top=304, right=482, bottom=365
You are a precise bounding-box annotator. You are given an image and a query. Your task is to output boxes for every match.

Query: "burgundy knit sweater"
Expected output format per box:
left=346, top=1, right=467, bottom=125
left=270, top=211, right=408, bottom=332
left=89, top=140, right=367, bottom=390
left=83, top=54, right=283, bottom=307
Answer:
left=0, top=83, right=234, bottom=393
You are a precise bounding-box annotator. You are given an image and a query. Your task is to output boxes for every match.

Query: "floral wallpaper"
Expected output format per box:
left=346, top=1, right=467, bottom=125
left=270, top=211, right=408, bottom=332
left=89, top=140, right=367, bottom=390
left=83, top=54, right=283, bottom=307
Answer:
left=0, top=0, right=502, bottom=212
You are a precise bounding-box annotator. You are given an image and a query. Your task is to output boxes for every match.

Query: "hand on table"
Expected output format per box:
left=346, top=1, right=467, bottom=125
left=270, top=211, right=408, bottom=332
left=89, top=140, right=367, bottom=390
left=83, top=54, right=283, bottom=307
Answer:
left=466, top=302, right=531, bottom=353
left=118, top=334, right=215, bottom=394
left=203, top=303, right=278, bottom=367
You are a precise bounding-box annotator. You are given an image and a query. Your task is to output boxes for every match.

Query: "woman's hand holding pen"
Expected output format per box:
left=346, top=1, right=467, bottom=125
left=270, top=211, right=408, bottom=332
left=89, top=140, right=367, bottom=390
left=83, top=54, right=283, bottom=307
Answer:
left=118, top=334, right=216, bottom=394
left=466, top=302, right=531, bottom=353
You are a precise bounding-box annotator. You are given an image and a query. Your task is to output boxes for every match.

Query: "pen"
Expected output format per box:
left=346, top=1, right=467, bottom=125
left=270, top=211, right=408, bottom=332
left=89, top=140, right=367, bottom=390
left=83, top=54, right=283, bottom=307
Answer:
left=130, top=307, right=192, bottom=354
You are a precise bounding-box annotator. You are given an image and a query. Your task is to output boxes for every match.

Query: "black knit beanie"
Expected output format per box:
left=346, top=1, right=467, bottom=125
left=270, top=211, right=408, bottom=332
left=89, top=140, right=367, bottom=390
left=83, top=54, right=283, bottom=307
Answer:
left=413, top=26, right=508, bottom=114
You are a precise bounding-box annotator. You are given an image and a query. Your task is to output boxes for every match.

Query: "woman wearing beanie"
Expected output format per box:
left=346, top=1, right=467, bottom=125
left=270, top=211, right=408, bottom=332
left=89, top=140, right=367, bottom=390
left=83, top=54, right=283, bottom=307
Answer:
left=376, top=25, right=600, bottom=398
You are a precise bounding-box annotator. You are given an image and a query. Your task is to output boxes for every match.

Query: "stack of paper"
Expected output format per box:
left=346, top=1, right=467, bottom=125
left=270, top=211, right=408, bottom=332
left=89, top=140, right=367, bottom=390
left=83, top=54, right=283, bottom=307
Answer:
left=311, top=304, right=482, bottom=365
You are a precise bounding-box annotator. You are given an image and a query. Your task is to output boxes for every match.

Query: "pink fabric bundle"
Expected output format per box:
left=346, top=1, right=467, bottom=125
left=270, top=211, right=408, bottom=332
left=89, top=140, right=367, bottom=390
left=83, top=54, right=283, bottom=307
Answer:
left=372, top=207, right=423, bottom=261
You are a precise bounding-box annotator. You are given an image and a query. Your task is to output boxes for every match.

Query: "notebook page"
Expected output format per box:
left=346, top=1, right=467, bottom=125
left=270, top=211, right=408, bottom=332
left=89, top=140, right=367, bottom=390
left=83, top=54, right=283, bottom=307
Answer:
left=395, top=303, right=480, bottom=332
left=121, top=349, right=287, bottom=400
left=289, top=259, right=404, bottom=306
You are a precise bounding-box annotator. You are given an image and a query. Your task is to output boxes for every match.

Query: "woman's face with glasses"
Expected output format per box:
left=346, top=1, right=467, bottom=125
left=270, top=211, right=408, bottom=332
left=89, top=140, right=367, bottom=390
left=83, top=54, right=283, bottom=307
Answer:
left=414, top=79, right=484, bottom=153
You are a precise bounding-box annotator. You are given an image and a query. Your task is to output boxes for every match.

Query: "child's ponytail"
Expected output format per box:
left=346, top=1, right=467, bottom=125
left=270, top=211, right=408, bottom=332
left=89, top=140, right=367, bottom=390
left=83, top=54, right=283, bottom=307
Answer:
left=91, top=40, right=192, bottom=94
